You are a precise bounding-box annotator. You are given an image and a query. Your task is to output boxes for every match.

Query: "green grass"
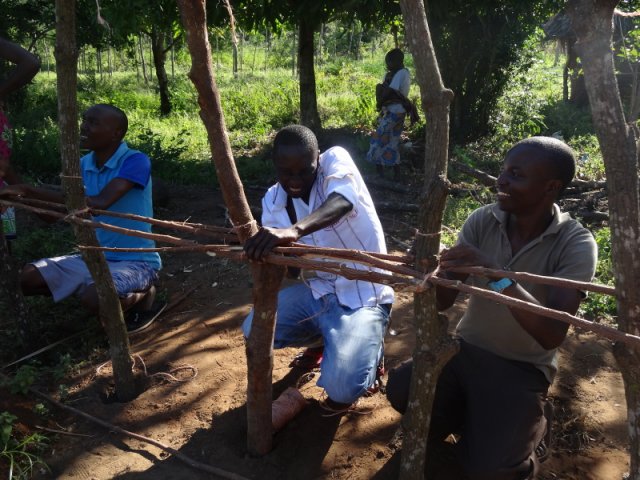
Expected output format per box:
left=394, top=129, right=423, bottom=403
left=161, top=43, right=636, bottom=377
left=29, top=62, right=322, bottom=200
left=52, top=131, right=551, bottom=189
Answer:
left=0, top=412, right=49, bottom=480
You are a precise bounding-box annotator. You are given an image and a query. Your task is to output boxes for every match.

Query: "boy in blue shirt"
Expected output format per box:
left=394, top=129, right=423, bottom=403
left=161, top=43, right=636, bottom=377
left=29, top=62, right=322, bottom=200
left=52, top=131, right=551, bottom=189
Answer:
left=0, top=104, right=161, bottom=332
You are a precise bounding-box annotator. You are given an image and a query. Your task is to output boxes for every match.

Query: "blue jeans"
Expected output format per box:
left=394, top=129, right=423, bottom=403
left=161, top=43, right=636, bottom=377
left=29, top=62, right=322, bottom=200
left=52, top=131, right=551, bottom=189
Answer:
left=242, top=284, right=390, bottom=404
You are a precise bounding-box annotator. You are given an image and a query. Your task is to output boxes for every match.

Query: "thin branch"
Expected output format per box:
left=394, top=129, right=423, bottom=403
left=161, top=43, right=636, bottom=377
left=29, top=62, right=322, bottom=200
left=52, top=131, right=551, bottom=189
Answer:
left=430, top=276, right=640, bottom=348
left=0, top=199, right=195, bottom=246
left=0, top=372, right=250, bottom=480
left=15, top=197, right=237, bottom=239
left=81, top=245, right=421, bottom=289
left=448, top=266, right=616, bottom=295
left=5, top=198, right=635, bottom=348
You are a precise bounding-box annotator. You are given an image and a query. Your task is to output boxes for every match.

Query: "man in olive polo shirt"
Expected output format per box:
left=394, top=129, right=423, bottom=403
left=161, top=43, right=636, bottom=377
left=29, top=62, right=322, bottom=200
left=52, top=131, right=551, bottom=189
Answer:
left=386, top=136, right=597, bottom=479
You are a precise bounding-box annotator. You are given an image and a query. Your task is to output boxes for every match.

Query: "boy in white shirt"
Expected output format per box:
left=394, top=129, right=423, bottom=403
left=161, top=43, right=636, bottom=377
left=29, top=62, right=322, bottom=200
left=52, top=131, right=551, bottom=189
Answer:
left=243, top=125, right=394, bottom=411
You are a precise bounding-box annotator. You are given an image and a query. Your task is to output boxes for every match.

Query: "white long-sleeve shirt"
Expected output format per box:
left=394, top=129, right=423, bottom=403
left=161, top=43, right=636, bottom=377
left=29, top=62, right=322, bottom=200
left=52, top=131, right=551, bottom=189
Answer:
left=261, top=146, right=395, bottom=309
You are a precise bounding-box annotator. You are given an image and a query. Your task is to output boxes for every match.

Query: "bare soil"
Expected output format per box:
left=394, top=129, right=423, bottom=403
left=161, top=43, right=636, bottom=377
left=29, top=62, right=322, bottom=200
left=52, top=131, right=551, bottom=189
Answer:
left=1, top=170, right=629, bottom=480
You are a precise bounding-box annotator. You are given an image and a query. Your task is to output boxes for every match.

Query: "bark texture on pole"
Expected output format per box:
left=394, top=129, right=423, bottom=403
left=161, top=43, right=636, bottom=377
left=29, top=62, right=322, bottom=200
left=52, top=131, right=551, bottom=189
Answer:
left=55, top=0, right=136, bottom=402
left=398, top=0, right=456, bottom=477
left=298, top=18, right=321, bottom=130
left=177, top=0, right=283, bottom=456
left=567, top=1, right=640, bottom=477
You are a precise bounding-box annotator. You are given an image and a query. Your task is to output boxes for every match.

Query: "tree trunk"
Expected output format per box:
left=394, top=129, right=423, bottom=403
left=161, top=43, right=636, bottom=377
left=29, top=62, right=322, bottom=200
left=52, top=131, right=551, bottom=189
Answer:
left=318, top=23, right=325, bottom=66
left=171, top=44, right=175, bottom=79
left=298, top=18, right=321, bottom=130
left=398, top=0, right=457, bottom=477
left=96, top=48, right=102, bottom=79
left=138, top=35, right=148, bottom=84
left=252, top=40, right=257, bottom=72
left=177, top=0, right=283, bottom=456
left=264, top=28, right=270, bottom=72
left=55, top=0, right=136, bottom=402
left=291, top=29, right=296, bottom=77
left=239, top=29, right=244, bottom=72
left=567, top=1, right=640, bottom=478
left=0, top=223, right=30, bottom=346
left=232, top=36, right=238, bottom=77
left=150, top=26, right=172, bottom=116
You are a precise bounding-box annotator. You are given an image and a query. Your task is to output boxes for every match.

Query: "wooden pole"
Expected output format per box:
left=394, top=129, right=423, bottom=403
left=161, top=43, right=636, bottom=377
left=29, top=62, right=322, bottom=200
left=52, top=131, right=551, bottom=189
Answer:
left=54, top=0, right=136, bottom=401
left=398, top=0, right=456, bottom=476
left=176, top=0, right=283, bottom=456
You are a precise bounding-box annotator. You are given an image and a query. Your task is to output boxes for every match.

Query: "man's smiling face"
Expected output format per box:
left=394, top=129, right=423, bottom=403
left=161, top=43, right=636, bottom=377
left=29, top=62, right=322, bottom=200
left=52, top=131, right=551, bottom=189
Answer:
left=273, top=144, right=319, bottom=203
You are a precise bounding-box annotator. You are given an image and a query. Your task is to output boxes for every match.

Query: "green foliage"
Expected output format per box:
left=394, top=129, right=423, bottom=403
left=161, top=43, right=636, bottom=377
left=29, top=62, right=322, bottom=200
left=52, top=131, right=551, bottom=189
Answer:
left=51, top=354, right=72, bottom=382
left=429, top=1, right=563, bottom=141
left=490, top=43, right=558, bottom=149
left=539, top=100, right=594, bottom=140
left=441, top=196, right=484, bottom=247
left=581, top=228, right=617, bottom=320
left=130, top=127, right=206, bottom=184
left=32, top=404, right=49, bottom=418
left=3, top=365, right=38, bottom=395
left=0, top=411, right=49, bottom=480
left=11, top=227, right=75, bottom=265
left=569, top=135, right=606, bottom=181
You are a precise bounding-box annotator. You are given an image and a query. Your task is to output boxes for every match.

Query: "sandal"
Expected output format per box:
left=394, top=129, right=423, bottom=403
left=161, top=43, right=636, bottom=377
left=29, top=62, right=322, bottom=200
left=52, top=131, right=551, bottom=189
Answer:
left=125, top=301, right=167, bottom=334
left=289, top=347, right=324, bottom=370
left=365, top=357, right=386, bottom=396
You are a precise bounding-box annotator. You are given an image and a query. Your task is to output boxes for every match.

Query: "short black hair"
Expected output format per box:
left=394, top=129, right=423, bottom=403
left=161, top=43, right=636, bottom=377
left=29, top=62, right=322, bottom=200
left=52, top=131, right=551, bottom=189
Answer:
left=509, top=136, right=576, bottom=192
left=94, top=103, right=128, bottom=138
left=273, top=124, right=318, bottom=159
left=385, top=48, right=404, bottom=65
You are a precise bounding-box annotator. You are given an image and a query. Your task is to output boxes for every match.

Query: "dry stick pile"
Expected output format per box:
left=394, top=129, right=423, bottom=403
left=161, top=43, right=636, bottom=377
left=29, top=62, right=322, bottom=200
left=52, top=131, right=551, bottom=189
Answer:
left=3, top=196, right=637, bottom=350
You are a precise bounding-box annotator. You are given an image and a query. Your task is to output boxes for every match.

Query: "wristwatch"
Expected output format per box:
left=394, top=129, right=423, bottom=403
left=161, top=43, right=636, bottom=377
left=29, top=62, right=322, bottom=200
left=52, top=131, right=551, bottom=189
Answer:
left=487, top=277, right=515, bottom=293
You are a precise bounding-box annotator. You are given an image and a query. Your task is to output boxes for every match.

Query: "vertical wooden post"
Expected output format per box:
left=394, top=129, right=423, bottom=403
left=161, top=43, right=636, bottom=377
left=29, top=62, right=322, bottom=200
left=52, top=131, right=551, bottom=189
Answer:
left=398, top=0, right=457, bottom=477
left=55, top=0, right=136, bottom=402
left=567, top=2, right=640, bottom=477
left=177, top=0, right=283, bottom=456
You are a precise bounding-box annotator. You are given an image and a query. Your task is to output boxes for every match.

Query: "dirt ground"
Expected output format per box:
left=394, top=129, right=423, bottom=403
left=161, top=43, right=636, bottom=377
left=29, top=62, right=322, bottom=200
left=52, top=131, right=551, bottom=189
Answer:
left=1, top=166, right=630, bottom=479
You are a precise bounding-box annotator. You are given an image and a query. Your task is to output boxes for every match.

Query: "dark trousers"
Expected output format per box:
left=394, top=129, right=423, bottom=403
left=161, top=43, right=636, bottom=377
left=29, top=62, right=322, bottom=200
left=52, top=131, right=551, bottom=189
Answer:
left=386, top=341, right=549, bottom=480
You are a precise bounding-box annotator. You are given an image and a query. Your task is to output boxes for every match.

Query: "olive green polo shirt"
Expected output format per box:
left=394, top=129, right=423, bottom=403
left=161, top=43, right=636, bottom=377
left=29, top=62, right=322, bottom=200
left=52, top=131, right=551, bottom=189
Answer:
left=455, top=203, right=598, bottom=383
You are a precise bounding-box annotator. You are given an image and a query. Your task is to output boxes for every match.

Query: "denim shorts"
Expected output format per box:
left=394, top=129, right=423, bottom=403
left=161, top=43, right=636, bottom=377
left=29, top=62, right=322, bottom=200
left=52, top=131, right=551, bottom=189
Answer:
left=243, top=283, right=391, bottom=404
left=32, top=254, right=158, bottom=302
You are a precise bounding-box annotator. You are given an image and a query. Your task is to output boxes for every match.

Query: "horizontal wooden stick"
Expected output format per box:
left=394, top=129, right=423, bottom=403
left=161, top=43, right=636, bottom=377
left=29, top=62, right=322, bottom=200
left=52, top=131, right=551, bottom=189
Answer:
left=431, top=276, right=640, bottom=348
left=81, top=245, right=420, bottom=288
left=1, top=199, right=196, bottom=246
left=5, top=196, right=635, bottom=348
left=5, top=198, right=413, bottom=267
left=10, top=197, right=239, bottom=240
left=448, top=266, right=616, bottom=296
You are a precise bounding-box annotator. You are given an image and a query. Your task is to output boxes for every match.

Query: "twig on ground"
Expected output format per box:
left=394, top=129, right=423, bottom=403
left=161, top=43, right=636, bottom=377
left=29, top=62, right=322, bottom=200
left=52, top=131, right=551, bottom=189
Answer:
left=22, top=380, right=250, bottom=480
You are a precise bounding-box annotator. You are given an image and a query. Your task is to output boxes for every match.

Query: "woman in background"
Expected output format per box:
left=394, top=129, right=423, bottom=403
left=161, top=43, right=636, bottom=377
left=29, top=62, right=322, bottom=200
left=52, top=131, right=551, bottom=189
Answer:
left=366, top=48, right=414, bottom=181
left=0, top=36, right=40, bottom=243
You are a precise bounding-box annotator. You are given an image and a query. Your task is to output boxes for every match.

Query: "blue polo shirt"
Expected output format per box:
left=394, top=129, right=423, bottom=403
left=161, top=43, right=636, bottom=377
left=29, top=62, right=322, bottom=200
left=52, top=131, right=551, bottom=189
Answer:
left=80, top=142, right=162, bottom=270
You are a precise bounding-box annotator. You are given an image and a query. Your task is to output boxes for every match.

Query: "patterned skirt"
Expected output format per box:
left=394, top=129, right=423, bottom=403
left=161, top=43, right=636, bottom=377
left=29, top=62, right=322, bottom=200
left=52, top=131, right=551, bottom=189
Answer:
left=366, top=109, right=406, bottom=167
left=0, top=109, right=12, bottom=161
